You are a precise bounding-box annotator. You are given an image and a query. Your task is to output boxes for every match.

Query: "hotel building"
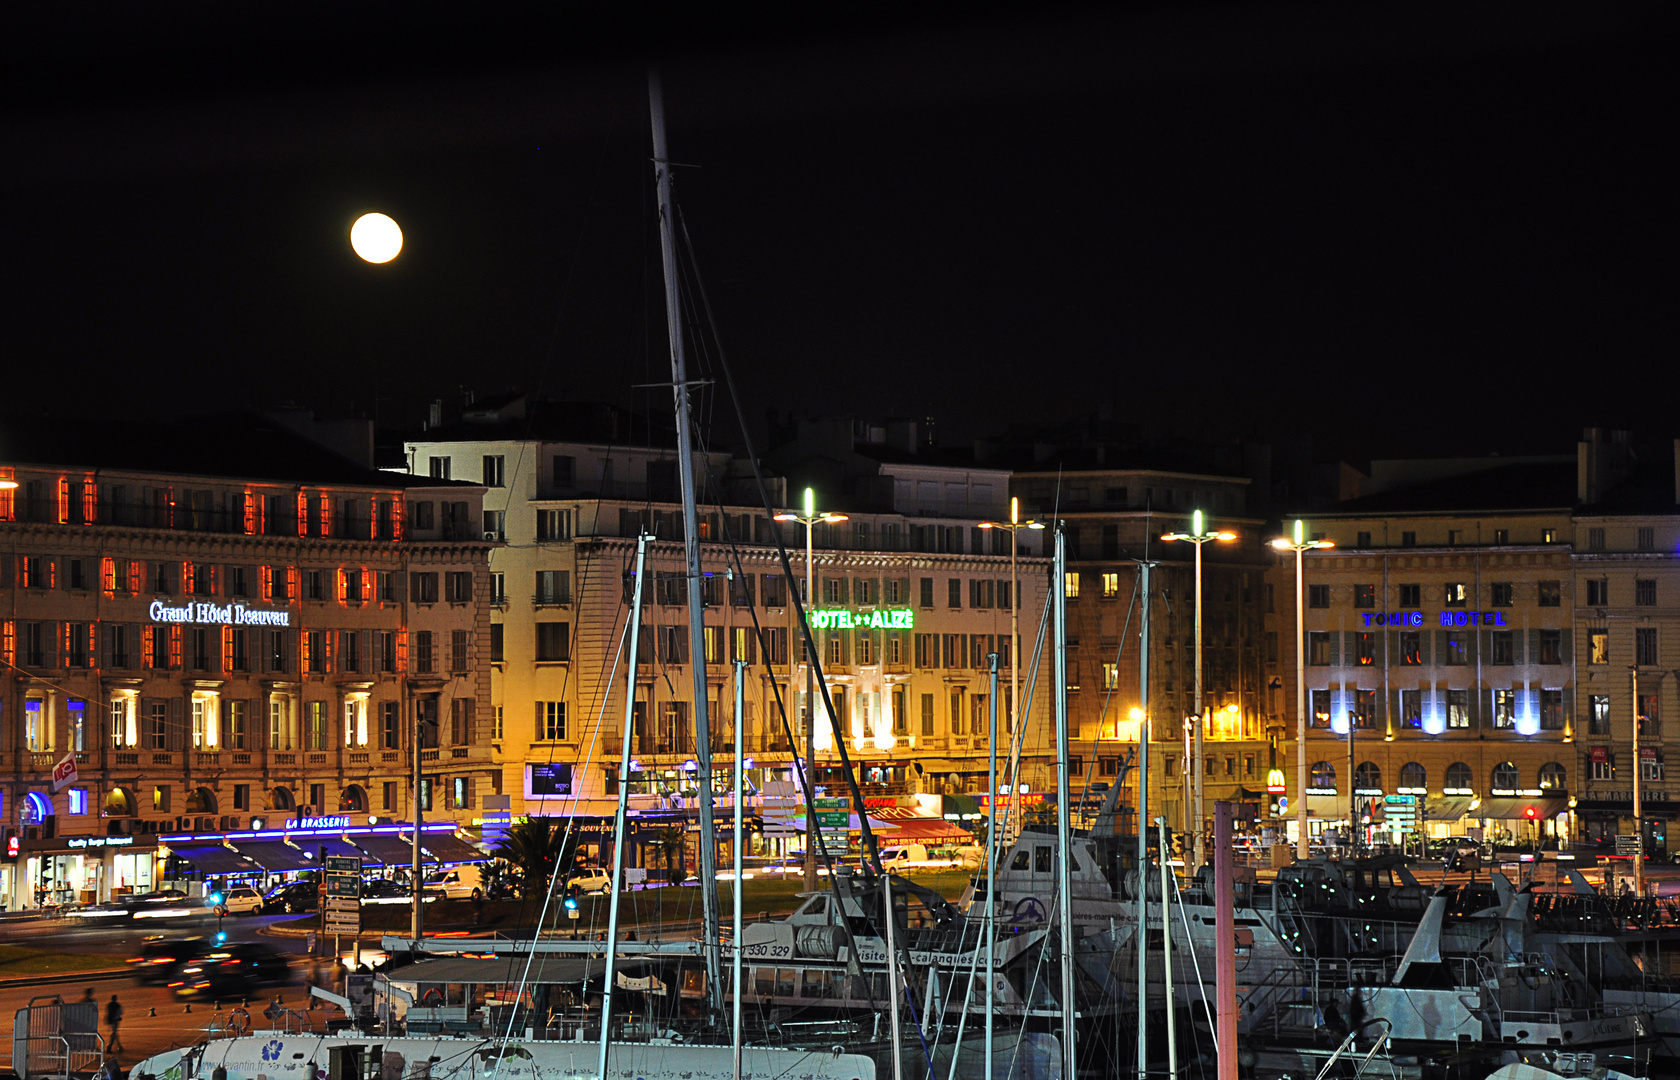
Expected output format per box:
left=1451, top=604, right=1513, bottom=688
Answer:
left=0, top=414, right=493, bottom=908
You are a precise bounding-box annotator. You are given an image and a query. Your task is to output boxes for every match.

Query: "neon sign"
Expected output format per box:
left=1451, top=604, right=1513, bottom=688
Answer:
left=810, top=607, right=914, bottom=630
left=150, top=600, right=291, bottom=627
left=285, top=815, right=350, bottom=830
left=1359, top=610, right=1508, bottom=627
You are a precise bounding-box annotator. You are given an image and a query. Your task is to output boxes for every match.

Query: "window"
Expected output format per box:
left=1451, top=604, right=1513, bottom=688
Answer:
left=535, top=570, right=570, bottom=605
left=1266, top=631, right=1279, bottom=665
left=1541, top=630, right=1563, bottom=665
left=1493, top=529, right=1509, bottom=545
left=1587, top=527, right=1605, bottom=551
left=1493, top=689, right=1515, bottom=729
left=1307, top=632, right=1332, bottom=666
left=1310, top=690, right=1331, bottom=728
left=482, top=455, right=505, bottom=486
left=493, top=705, right=504, bottom=741
left=969, top=579, right=993, bottom=608
left=382, top=781, right=396, bottom=811
left=1587, top=579, right=1608, bottom=606
left=1400, top=531, right=1416, bottom=548
left=552, top=455, right=575, bottom=487
left=1400, top=761, right=1426, bottom=789
left=1492, top=761, right=1520, bottom=789
left=949, top=688, right=966, bottom=736
left=450, top=629, right=469, bottom=673
left=1538, top=580, right=1561, bottom=607
left=1490, top=582, right=1513, bottom=607
left=1353, top=584, right=1375, bottom=609
left=1642, top=750, right=1665, bottom=782
left=1491, top=631, right=1513, bottom=665
left=920, top=694, right=935, bottom=736
left=414, top=630, right=434, bottom=673
left=1355, top=531, right=1371, bottom=549
left=919, top=577, right=934, bottom=608
left=1638, top=526, right=1655, bottom=551
left=1637, top=627, right=1659, bottom=667
left=1352, top=689, right=1376, bottom=728
left=1637, top=579, right=1657, bottom=606
left=381, top=701, right=400, bottom=749
left=1445, top=762, right=1473, bottom=791
left=1399, top=689, right=1421, bottom=729
left=1101, top=572, right=1119, bottom=598
left=1353, top=632, right=1375, bottom=666
left=1541, top=690, right=1565, bottom=731
left=1308, top=584, right=1330, bottom=609
left=536, top=622, right=570, bottom=662
left=1063, top=573, right=1080, bottom=599
left=410, top=572, right=439, bottom=603
left=445, top=571, right=473, bottom=603
left=1587, top=693, right=1610, bottom=735
left=226, top=700, right=246, bottom=749
left=1537, top=762, right=1566, bottom=790
left=1588, top=630, right=1608, bottom=665
left=428, top=456, right=451, bottom=480
left=1390, top=584, right=1417, bottom=609
left=451, top=698, right=473, bottom=743
left=536, top=509, right=572, bottom=541
left=1309, top=761, right=1336, bottom=790
left=1399, top=631, right=1422, bottom=665
left=1265, top=583, right=1274, bottom=613
left=1590, top=752, right=1613, bottom=782
left=1102, top=662, right=1119, bottom=690
left=1443, top=582, right=1467, bottom=608
left=1443, top=633, right=1468, bottom=666
left=1447, top=689, right=1470, bottom=728
left=306, top=701, right=329, bottom=750
left=451, top=776, right=472, bottom=810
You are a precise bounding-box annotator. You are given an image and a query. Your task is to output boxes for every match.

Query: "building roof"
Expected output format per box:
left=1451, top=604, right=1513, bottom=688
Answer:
left=0, top=411, right=475, bottom=490
left=1307, top=461, right=1577, bottom=517
left=401, top=399, right=696, bottom=451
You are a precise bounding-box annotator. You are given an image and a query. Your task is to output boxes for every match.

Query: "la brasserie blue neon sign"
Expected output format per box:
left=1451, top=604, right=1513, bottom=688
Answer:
left=810, top=608, right=915, bottom=630
left=1360, top=610, right=1510, bottom=628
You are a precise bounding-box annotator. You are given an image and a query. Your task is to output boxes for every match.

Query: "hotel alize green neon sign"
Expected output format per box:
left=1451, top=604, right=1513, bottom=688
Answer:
left=810, top=607, right=915, bottom=630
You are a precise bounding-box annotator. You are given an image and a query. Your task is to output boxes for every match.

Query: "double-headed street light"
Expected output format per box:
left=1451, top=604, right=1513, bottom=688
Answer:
left=979, top=497, right=1044, bottom=842
left=1162, top=510, right=1236, bottom=871
left=775, top=488, right=847, bottom=890
left=1271, top=520, right=1334, bottom=861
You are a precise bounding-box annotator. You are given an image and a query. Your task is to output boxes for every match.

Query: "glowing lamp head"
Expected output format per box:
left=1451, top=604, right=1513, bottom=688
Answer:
left=803, top=487, right=815, bottom=519
left=873, top=729, right=896, bottom=752
left=1193, top=509, right=1203, bottom=535
left=1293, top=519, right=1305, bottom=545
left=350, top=213, right=403, bottom=264
left=1270, top=538, right=1291, bottom=551
left=1011, top=496, right=1019, bottom=525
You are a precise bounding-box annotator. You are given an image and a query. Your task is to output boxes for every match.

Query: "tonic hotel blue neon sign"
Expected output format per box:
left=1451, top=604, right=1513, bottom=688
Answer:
left=1359, top=610, right=1510, bottom=628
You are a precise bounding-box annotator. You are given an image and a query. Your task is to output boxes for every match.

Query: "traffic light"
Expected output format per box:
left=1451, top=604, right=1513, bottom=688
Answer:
left=1524, top=807, right=1538, bottom=821
left=215, top=930, right=228, bottom=945
left=563, top=885, right=580, bottom=912
left=207, top=890, right=225, bottom=907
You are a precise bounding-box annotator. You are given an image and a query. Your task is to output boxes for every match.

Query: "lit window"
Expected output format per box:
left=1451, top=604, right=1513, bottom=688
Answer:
left=1063, top=573, right=1080, bottom=599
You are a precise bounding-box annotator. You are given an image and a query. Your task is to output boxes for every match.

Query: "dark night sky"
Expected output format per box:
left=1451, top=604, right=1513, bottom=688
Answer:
left=1, top=3, right=1674, bottom=464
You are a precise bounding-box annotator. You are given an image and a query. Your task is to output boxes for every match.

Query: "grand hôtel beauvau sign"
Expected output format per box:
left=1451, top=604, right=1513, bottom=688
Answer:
left=149, top=601, right=291, bottom=627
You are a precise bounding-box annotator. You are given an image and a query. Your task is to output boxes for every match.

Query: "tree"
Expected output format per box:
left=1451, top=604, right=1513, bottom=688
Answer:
left=491, top=817, right=579, bottom=899
left=651, top=826, right=687, bottom=881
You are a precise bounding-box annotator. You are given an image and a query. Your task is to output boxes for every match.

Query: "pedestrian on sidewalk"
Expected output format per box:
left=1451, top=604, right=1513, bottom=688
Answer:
left=105, top=994, right=124, bottom=1054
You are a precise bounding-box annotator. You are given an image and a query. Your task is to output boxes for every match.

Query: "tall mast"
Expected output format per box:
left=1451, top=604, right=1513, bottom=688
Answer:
left=598, top=534, right=649, bottom=1080
left=648, top=69, right=722, bottom=1009
left=1135, top=555, right=1153, bottom=1080
left=1052, top=528, right=1077, bottom=1080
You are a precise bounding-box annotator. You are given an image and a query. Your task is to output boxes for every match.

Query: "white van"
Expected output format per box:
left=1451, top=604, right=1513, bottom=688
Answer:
left=424, top=865, right=485, bottom=900
left=879, top=843, right=983, bottom=870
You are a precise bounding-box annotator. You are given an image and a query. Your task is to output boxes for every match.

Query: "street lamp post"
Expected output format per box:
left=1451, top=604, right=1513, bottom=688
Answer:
left=1271, top=521, right=1334, bottom=862
left=1162, top=510, right=1235, bottom=871
left=979, top=498, right=1045, bottom=839
left=775, top=489, right=847, bottom=891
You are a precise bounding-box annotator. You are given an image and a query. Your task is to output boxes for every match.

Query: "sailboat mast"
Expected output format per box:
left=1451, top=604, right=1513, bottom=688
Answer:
left=733, top=658, right=746, bottom=1080
left=598, top=534, right=649, bottom=1080
left=1052, top=529, right=1077, bottom=1080
left=1135, top=556, right=1152, bottom=1080
left=648, top=69, right=723, bottom=1009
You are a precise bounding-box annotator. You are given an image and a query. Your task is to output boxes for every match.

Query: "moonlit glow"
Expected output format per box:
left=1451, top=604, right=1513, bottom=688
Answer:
left=351, top=213, right=403, bottom=263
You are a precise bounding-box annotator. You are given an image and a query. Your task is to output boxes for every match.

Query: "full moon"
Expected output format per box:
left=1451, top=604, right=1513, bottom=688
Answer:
left=350, top=213, right=403, bottom=263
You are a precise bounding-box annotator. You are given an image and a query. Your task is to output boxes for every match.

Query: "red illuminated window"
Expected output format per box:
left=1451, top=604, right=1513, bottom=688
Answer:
left=56, top=475, right=69, bottom=524
left=222, top=626, right=234, bottom=670
left=128, top=561, right=142, bottom=593
left=296, top=492, right=309, bottom=536
left=182, top=562, right=197, bottom=594
left=80, top=476, right=97, bottom=523
left=168, top=626, right=183, bottom=668
left=141, top=628, right=155, bottom=669
left=396, top=629, right=408, bottom=672
left=101, top=557, right=116, bottom=593
left=391, top=500, right=404, bottom=541
left=336, top=568, right=348, bottom=604
left=0, top=468, right=13, bottom=520
left=319, top=493, right=332, bottom=537
left=243, top=491, right=258, bottom=534
left=287, top=566, right=299, bottom=600
left=2, top=621, right=13, bottom=666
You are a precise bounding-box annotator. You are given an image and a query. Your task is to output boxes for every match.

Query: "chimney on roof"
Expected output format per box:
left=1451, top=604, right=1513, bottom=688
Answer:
left=427, top=400, right=444, bottom=430
left=1578, top=427, right=1636, bottom=505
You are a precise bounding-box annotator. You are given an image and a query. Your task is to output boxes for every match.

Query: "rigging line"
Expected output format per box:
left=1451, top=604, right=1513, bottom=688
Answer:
left=1168, top=852, right=1215, bottom=1067
left=493, top=599, right=633, bottom=1073
left=672, top=205, right=883, bottom=880
left=999, top=589, right=1052, bottom=845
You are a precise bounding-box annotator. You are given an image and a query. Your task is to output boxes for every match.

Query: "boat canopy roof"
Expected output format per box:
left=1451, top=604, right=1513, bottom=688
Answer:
left=392, top=955, right=654, bottom=986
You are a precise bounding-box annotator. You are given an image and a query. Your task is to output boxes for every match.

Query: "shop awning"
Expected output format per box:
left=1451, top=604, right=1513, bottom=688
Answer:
left=352, top=833, right=430, bottom=866
left=1476, top=796, right=1570, bottom=821
left=230, top=841, right=316, bottom=873
left=419, top=833, right=487, bottom=864
left=1424, top=797, right=1475, bottom=821
left=913, top=761, right=966, bottom=776
left=171, top=845, right=263, bottom=876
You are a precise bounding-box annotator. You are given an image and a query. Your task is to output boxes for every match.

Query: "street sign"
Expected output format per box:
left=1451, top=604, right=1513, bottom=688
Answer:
left=1617, top=834, right=1642, bottom=857
left=324, top=914, right=360, bottom=935
left=325, top=856, right=362, bottom=875
left=324, top=897, right=360, bottom=913
left=326, top=875, right=362, bottom=898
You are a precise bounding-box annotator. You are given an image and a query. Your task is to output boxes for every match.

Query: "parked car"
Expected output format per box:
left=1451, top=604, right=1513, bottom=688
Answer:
left=129, top=936, right=209, bottom=985
left=361, top=878, right=414, bottom=905
left=214, top=886, right=264, bottom=915
left=423, top=865, right=486, bottom=901
left=564, top=868, right=613, bottom=895
left=174, top=941, right=291, bottom=998
left=262, top=881, right=319, bottom=914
